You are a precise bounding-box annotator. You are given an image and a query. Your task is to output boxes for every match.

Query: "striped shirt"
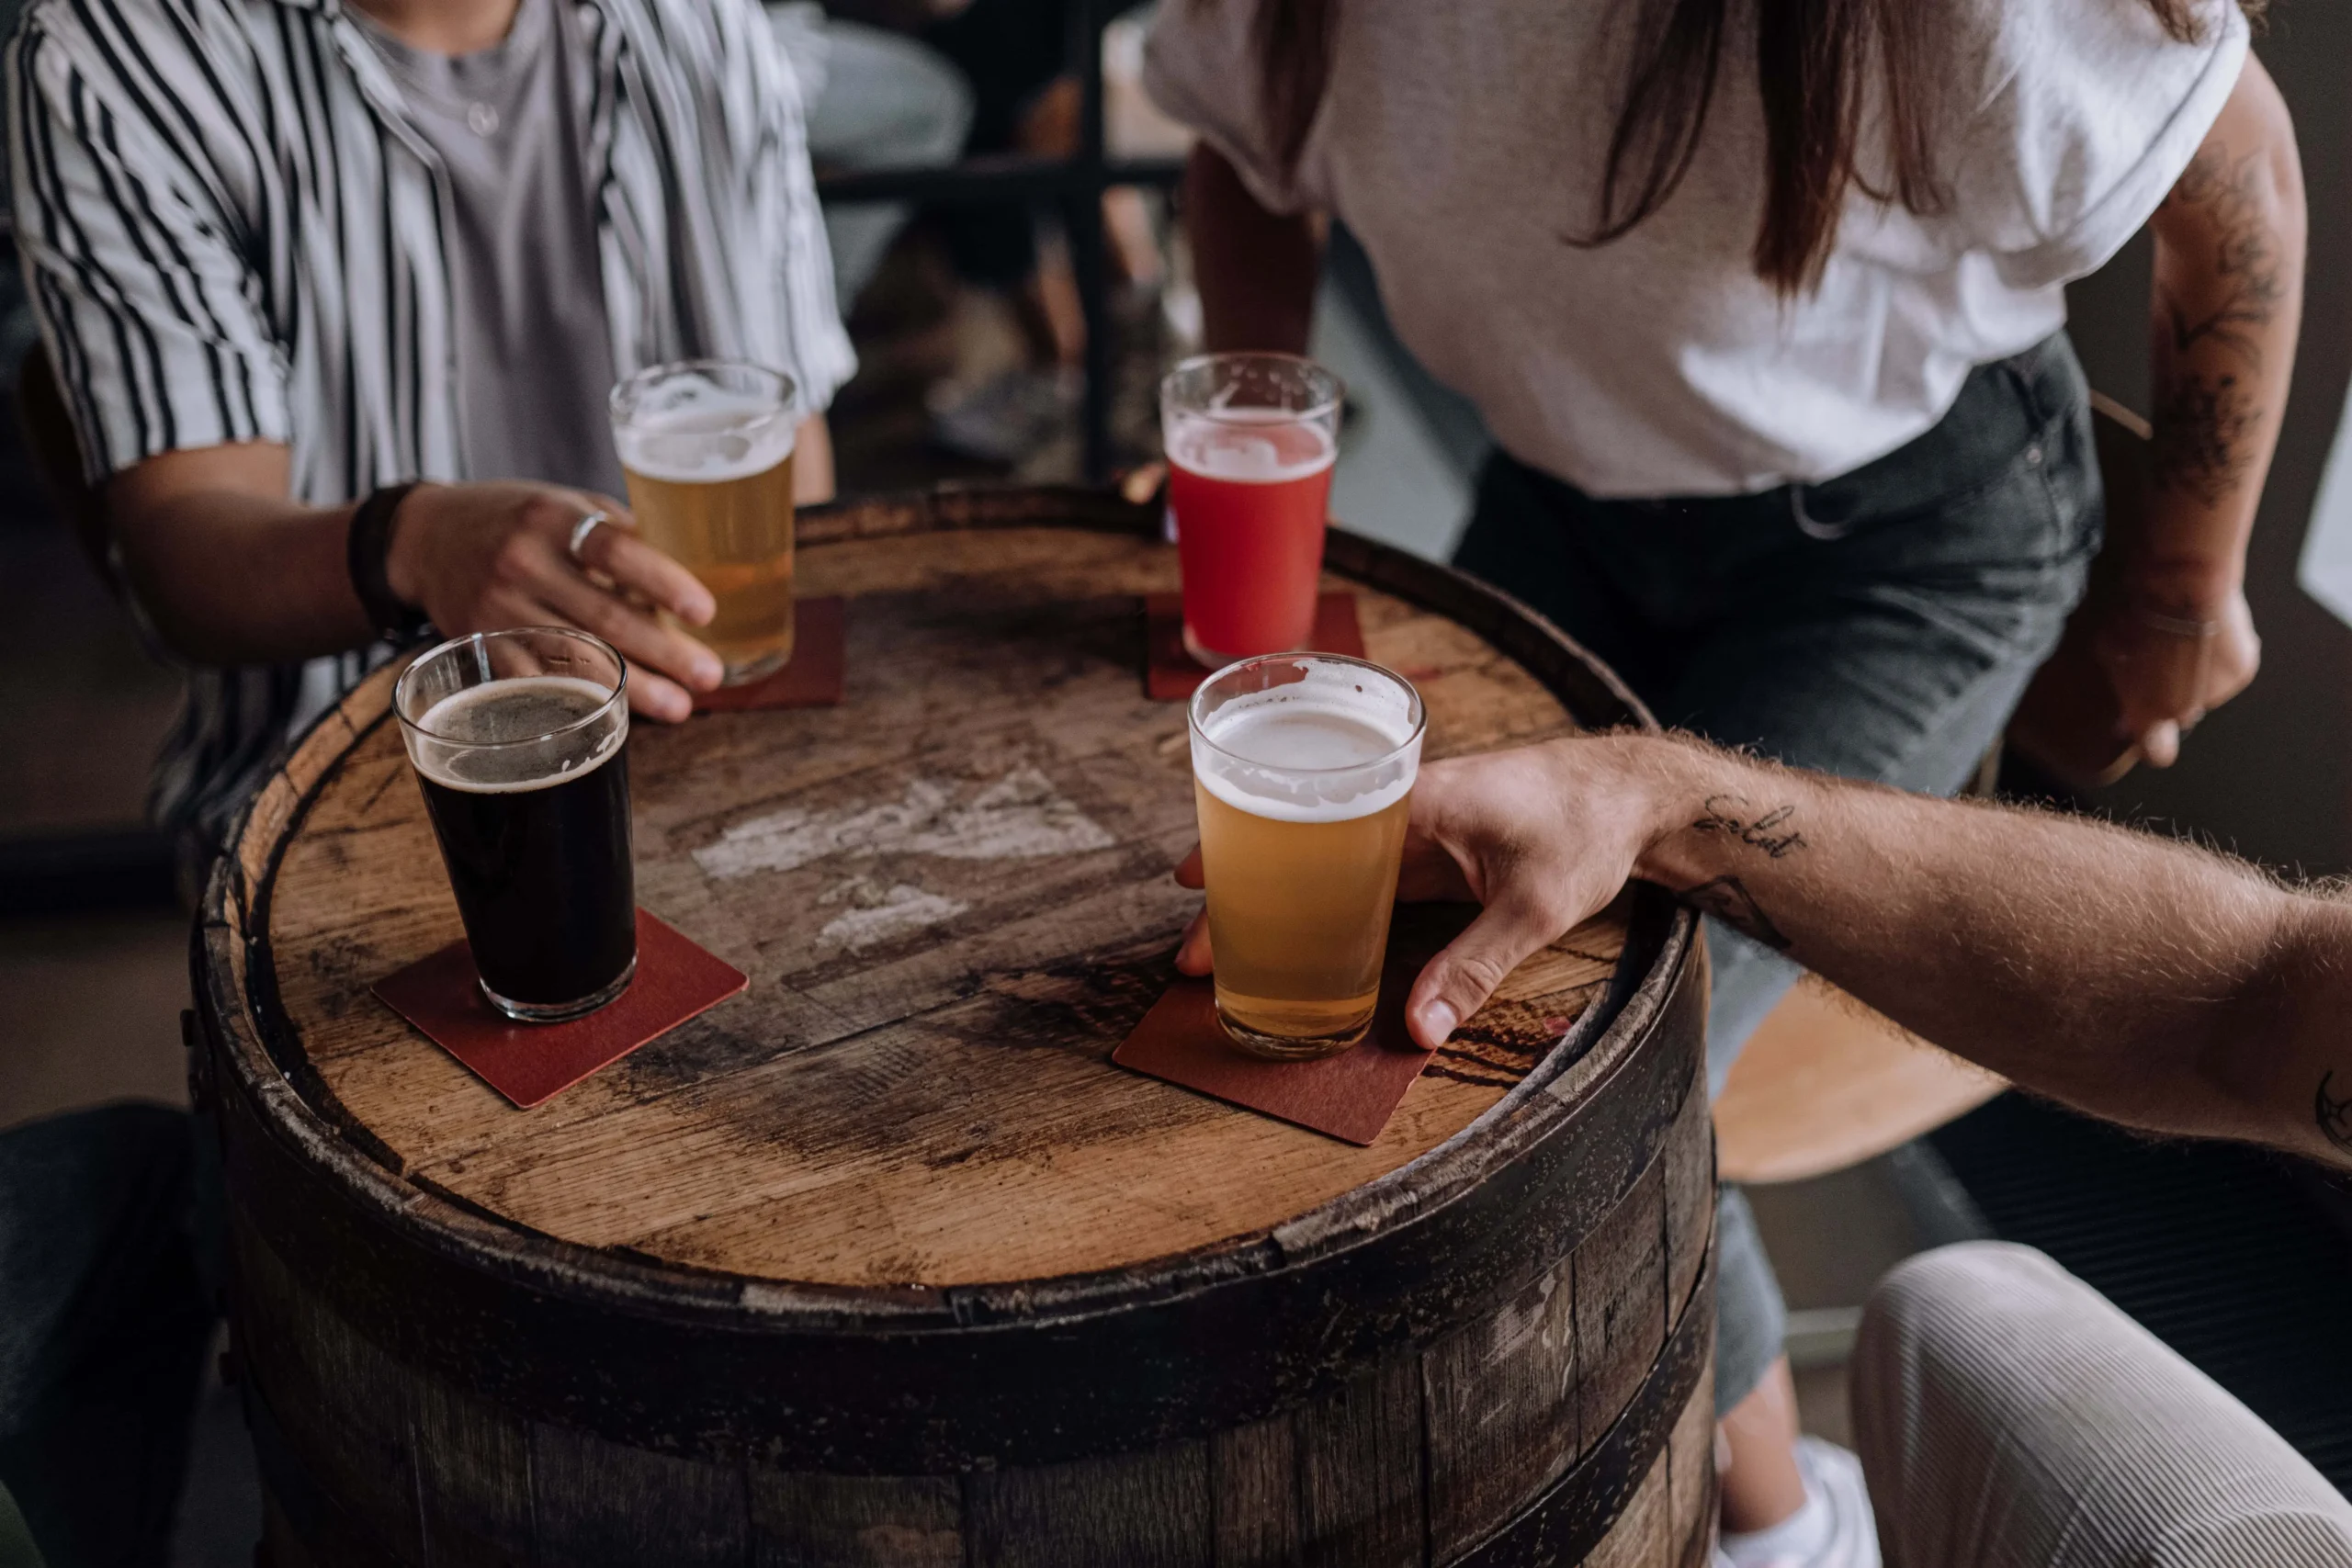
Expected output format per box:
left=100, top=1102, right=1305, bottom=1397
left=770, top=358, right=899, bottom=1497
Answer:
left=6, top=0, right=854, bottom=872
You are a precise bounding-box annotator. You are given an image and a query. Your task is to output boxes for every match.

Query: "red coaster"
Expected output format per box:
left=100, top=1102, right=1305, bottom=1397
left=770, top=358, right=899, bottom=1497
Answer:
left=692, top=596, right=845, bottom=713
left=1112, top=974, right=1432, bottom=1145
left=372, top=910, right=747, bottom=1108
left=1143, top=592, right=1367, bottom=702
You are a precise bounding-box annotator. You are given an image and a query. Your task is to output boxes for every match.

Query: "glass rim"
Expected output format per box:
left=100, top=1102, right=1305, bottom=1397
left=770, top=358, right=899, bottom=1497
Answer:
left=608, top=356, right=798, bottom=423
left=1159, top=351, right=1346, bottom=425
left=1187, top=651, right=1426, bottom=775
left=393, top=626, right=629, bottom=747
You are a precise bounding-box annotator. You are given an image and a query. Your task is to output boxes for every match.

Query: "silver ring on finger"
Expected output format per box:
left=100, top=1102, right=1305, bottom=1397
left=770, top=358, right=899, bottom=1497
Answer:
left=567, top=510, right=610, bottom=565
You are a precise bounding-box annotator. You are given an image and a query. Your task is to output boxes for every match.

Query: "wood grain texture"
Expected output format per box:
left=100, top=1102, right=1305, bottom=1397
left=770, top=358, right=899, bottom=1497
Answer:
left=1663, top=1055, right=1714, bottom=1320
left=1293, top=1352, right=1426, bottom=1568
left=232, top=1214, right=423, bottom=1566
left=749, top=1472, right=963, bottom=1568
left=1579, top=1451, right=1669, bottom=1568
left=262, top=527, right=1622, bottom=1285
left=1422, top=1241, right=1581, bottom=1562
left=1209, top=1415, right=1304, bottom=1566
left=207, top=491, right=1716, bottom=1567
left=529, top=1422, right=749, bottom=1568
left=1573, top=1159, right=1669, bottom=1454
left=412, top=1378, right=535, bottom=1568
left=1666, top=1359, right=1719, bottom=1568
left=966, top=1442, right=1213, bottom=1568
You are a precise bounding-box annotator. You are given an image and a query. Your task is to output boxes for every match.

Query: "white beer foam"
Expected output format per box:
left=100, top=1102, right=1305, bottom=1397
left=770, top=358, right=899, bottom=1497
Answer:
left=413, top=676, right=622, bottom=794
left=616, top=384, right=797, bottom=484
left=1166, top=411, right=1336, bottom=486
left=1192, top=665, right=1419, bottom=824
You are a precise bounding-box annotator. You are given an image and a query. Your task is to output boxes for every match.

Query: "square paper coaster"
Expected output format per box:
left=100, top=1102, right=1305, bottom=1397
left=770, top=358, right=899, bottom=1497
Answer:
left=373, top=909, right=747, bottom=1109
left=1112, top=974, right=1431, bottom=1145
left=1143, top=592, right=1366, bottom=702
left=693, top=596, right=845, bottom=714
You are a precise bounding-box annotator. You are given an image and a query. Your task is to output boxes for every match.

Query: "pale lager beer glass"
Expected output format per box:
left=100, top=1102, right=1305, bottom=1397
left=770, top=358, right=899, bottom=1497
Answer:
left=609, top=359, right=798, bottom=684
left=1188, top=653, right=1426, bottom=1058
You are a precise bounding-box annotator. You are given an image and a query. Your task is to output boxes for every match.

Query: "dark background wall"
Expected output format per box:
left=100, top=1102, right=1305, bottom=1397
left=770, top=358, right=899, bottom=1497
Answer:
left=2066, top=4, right=2352, bottom=874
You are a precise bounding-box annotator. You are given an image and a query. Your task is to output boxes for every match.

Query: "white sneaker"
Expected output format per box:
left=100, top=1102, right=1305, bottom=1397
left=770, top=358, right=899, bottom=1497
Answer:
left=1718, top=1437, right=1880, bottom=1568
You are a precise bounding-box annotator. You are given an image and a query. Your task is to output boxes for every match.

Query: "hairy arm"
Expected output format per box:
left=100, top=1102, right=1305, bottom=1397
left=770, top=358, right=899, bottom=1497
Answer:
left=1183, top=142, right=1322, bottom=354
left=1398, top=735, right=2352, bottom=1171
left=2106, top=55, right=2304, bottom=762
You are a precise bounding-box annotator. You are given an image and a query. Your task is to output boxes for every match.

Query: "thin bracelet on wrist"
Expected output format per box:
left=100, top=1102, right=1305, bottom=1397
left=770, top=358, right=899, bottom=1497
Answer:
left=2132, top=604, right=2219, bottom=639
left=346, top=481, right=427, bottom=642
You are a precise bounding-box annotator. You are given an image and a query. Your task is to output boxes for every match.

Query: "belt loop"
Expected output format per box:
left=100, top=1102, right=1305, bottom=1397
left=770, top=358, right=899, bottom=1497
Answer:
left=1789, top=485, right=1852, bottom=541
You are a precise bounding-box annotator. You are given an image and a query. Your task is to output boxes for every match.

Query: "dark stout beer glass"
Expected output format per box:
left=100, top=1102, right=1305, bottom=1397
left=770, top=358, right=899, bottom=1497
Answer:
left=394, top=627, right=637, bottom=1022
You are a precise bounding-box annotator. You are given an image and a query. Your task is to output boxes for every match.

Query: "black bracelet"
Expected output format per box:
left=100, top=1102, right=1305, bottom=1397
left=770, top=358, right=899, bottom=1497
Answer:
left=346, top=480, right=427, bottom=642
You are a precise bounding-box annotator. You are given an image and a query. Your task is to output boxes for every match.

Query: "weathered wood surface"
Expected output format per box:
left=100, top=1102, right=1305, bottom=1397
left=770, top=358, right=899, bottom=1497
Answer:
left=262, top=525, right=1625, bottom=1284
left=232, top=1112, right=1717, bottom=1568
left=204, top=491, right=1715, bottom=1565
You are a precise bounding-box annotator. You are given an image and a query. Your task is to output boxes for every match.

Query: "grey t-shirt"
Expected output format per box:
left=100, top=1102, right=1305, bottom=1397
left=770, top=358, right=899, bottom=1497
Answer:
left=361, top=0, right=628, bottom=496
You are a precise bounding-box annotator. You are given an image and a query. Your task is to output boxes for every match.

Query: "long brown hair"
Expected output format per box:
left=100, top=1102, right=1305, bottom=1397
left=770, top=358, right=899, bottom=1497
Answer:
left=1248, top=0, right=2263, bottom=296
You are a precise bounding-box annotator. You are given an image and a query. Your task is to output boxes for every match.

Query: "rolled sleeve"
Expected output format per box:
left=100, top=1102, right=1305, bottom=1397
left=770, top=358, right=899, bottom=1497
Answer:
left=1956, top=0, right=2250, bottom=291
left=8, top=19, right=288, bottom=483
left=1141, top=0, right=1315, bottom=215
left=729, top=0, right=856, bottom=413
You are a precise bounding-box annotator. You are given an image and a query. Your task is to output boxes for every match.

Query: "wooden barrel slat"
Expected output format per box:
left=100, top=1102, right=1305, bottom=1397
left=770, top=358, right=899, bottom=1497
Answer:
left=200, top=489, right=1713, bottom=1564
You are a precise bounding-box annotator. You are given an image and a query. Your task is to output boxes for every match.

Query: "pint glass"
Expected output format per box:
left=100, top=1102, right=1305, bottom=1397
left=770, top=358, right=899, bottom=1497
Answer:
left=1160, top=354, right=1343, bottom=667
left=1188, top=653, right=1425, bottom=1058
left=394, top=627, right=637, bottom=1022
left=610, top=359, right=799, bottom=684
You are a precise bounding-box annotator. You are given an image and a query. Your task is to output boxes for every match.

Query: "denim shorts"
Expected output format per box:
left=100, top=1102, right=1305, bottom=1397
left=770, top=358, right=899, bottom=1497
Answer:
left=1454, top=332, right=2102, bottom=1412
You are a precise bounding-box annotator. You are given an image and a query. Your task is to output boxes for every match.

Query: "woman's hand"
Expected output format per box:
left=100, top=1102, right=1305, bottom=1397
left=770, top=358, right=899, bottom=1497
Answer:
left=2089, top=584, right=2260, bottom=768
left=385, top=482, right=722, bottom=722
left=1174, top=737, right=1668, bottom=1050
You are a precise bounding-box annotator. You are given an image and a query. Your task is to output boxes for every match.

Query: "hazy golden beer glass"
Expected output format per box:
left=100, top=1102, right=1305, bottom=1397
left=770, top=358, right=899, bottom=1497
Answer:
left=1188, top=654, right=1426, bottom=1058
left=610, top=360, right=798, bottom=684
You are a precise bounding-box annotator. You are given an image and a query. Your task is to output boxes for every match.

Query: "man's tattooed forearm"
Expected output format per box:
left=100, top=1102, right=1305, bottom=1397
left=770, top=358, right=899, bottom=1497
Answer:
left=2153, top=368, right=2260, bottom=508
left=2318, top=1070, right=2352, bottom=1158
left=2160, top=141, right=2288, bottom=370
left=1677, top=875, right=1791, bottom=952
left=1691, top=795, right=1808, bottom=858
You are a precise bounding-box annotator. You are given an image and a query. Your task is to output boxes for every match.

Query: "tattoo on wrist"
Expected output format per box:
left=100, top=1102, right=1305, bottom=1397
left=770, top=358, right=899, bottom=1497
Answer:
left=1676, top=875, right=1791, bottom=952
left=1690, top=795, right=1807, bottom=858
left=2318, top=1070, right=2352, bottom=1158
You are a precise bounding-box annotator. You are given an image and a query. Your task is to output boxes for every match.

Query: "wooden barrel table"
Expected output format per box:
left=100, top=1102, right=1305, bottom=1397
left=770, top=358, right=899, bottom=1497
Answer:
left=195, top=488, right=1713, bottom=1567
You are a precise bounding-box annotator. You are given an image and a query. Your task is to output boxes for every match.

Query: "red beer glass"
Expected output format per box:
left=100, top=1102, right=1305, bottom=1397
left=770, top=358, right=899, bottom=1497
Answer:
left=1160, top=353, right=1344, bottom=666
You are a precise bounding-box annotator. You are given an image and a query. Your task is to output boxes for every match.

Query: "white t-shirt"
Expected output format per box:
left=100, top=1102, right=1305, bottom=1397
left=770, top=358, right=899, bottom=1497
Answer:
left=1145, top=0, right=2249, bottom=498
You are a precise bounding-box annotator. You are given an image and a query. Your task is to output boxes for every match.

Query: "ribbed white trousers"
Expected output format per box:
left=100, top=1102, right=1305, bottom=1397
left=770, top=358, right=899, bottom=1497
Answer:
left=1853, top=1242, right=2352, bottom=1567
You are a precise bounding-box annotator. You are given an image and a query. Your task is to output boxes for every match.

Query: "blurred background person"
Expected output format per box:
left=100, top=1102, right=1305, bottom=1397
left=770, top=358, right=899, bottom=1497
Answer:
left=891, top=0, right=1167, bottom=465
left=1, top=0, right=853, bottom=1554
left=778, top=1, right=974, bottom=318
left=1147, top=0, right=2303, bottom=1562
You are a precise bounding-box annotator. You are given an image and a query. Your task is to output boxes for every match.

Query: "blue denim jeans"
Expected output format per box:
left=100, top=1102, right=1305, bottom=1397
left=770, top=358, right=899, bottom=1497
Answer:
left=1454, top=333, right=2102, bottom=1413
left=779, top=6, right=975, bottom=313
left=0, top=1105, right=214, bottom=1567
